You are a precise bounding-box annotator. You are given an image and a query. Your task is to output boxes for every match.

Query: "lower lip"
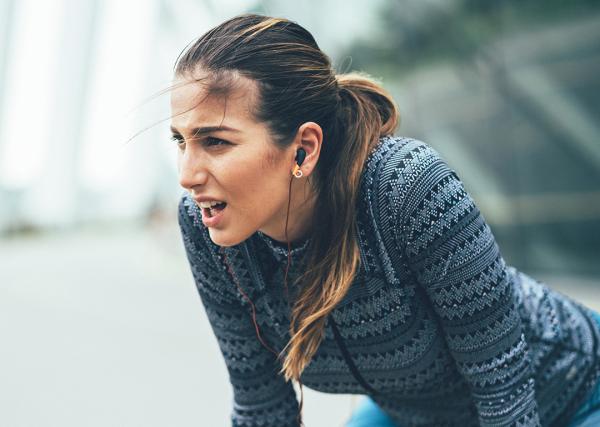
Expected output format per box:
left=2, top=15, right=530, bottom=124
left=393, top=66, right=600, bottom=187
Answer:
left=201, top=205, right=226, bottom=227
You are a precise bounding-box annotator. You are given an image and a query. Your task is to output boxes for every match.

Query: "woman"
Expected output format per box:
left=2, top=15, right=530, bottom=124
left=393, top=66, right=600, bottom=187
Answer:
left=171, top=14, right=600, bottom=426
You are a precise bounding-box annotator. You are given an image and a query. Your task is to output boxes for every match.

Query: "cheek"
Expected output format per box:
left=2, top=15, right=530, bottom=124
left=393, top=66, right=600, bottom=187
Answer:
left=216, top=145, right=288, bottom=213
left=260, top=148, right=281, bottom=171
left=225, top=164, right=286, bottom=211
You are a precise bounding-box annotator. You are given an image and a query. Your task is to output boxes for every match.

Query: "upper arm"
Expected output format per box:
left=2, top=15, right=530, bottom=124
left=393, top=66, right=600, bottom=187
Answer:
left=378, top=140, right=541, bottom=426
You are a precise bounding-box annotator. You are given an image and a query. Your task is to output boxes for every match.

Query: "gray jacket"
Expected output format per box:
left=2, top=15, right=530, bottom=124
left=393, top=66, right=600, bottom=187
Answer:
left=178, top=136, right=600, bottom=426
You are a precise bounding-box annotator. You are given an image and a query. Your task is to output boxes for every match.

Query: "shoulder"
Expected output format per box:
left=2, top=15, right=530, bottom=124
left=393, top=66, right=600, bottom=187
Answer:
left=365, top=136, right=458, bottom=218
left=368, top=136, right=453, bottom=191
left=361, top=136, right=472, bottom=257
left=178, top=191, right=201, bottom=228
left=178, top=192, right=205, bottom=245
left=177, top=192, right=243, bottom=303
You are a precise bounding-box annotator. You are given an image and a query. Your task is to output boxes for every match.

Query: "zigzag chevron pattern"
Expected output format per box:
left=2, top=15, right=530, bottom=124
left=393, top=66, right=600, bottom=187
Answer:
left=178, top=136, right=600, bottom=426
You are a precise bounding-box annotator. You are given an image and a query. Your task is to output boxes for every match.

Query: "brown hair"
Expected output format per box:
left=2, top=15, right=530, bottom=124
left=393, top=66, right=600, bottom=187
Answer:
left=174, top=13, right=398, bottom=422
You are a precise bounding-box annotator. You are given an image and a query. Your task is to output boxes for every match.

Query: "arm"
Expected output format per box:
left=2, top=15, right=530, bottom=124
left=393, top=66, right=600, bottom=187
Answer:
left=178, top=195, right=300, bottom=427
left=384, top=140, right=540, bottom=426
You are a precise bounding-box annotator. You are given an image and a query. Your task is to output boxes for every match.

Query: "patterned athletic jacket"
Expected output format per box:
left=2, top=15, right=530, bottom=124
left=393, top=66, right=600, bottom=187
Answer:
left=178, top=136, right=600, bottom=427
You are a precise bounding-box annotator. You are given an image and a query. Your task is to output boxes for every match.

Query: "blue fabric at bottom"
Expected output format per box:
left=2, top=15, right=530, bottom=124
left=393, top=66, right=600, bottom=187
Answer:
left=567, top=311, right=600, bottom=427
left=344, top=312, right=600, bottom=427
left=345, top=397, right=398, bottom=427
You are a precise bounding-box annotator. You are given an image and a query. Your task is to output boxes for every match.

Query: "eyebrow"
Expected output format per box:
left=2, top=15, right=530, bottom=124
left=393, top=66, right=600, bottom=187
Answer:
left=170, top=125, right=241, bottom=137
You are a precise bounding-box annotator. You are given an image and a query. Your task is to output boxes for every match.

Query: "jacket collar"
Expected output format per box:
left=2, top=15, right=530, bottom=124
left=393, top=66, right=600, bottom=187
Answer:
left=255, top=230, right=310, bottom=264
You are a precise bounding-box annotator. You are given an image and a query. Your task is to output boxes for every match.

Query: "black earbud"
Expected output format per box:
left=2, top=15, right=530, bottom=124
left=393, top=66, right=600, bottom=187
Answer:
left=295, top=148, right=306, bottom=166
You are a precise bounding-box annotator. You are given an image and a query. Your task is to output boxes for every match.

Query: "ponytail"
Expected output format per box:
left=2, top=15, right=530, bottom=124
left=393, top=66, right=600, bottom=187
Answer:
left=281, top=71, right=399, bottom=381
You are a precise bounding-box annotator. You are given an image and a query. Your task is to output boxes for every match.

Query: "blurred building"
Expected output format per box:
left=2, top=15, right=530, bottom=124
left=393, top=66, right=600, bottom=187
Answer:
left=0, top=0, right=598, bottom=270
left=338, top=0, right=600, bottom=275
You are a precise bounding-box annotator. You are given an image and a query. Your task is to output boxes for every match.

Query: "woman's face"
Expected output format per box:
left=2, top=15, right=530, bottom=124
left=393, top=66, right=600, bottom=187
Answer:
left=170, top=75, right=304, bottom=247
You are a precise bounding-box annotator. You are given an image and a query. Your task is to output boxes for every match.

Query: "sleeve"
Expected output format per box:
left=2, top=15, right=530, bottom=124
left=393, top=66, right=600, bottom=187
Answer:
left=177, top=195, right=300, bottom=427
left=385, top=140, right=541, bottom=427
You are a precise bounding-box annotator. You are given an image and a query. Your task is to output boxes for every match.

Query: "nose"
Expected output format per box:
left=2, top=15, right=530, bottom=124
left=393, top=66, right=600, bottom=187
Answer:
left=178, top=147, right=209, bottom=190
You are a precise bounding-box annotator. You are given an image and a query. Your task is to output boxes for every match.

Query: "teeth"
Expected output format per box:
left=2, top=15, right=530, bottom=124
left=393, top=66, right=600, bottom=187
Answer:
left=198, top=200, right=224, bottom=208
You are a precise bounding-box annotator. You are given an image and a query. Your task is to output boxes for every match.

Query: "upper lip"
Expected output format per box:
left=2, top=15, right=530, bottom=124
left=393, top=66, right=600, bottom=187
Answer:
left=193, top=196, right=226, bottom=203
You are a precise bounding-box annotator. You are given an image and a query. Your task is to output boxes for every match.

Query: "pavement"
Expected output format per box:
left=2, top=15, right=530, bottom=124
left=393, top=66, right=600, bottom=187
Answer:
left=1, top=219, right=598, bottom=427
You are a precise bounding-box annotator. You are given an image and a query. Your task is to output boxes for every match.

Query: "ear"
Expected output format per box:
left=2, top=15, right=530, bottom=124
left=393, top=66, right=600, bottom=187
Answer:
left=291, top=122, right=322, bottom=177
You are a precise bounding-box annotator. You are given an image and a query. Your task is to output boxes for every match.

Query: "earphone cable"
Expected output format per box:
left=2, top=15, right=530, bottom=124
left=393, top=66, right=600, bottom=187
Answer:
left=217, top=170, right=305, bottom=427
left=285, top=173, right=305, bottom=427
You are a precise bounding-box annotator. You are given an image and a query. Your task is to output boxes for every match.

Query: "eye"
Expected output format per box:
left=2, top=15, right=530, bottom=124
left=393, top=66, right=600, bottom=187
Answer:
left=204, top=137, right=229, bottom=147
left=170, top=134, right=185, bottom=148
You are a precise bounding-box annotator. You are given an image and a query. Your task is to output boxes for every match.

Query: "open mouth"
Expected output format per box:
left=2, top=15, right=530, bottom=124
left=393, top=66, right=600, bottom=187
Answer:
left=202, top=202, right=227, bottom=218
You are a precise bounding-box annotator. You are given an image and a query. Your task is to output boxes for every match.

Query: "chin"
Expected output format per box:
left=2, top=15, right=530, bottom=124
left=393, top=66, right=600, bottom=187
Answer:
left=208, top=228, right=250, bottom=248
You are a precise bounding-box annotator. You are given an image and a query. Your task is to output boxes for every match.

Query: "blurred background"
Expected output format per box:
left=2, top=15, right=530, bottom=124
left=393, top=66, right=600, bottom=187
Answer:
left=1, top=0, right=599, bottom=426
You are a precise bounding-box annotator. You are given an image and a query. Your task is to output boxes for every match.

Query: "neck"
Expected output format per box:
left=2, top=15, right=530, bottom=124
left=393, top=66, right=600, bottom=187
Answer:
left=259, top=178, right=318, bottom=245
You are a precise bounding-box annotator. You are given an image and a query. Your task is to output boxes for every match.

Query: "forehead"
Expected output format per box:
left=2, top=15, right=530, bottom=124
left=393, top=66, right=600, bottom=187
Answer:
left=170, top=73, right=259, bottom=132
